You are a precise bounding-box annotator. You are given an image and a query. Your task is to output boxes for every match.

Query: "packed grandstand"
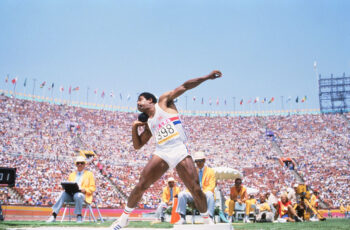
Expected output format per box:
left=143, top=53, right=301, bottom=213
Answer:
left=0, top=93, right=349, bottom=211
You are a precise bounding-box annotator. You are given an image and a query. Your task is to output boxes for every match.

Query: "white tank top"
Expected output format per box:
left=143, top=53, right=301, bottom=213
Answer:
left=148, top=103, right=187, bottom=151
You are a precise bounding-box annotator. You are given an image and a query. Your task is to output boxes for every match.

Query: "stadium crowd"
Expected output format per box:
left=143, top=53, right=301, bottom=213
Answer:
left=0, top=95, right=349, bottom=210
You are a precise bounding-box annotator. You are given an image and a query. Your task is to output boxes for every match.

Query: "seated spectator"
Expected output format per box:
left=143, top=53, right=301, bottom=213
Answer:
left=244, top=194, right=257, bottom=223
left=227, top=178, right=248, bottom=222
left=46, top=156, right=96, bottom=223
left=276, top=193, right=302, bottom=222
left=256, top=194, right=273, bottom=222
left=155, top=177, right=180, bottom=222
left=176, top=151, right=215, bottom=225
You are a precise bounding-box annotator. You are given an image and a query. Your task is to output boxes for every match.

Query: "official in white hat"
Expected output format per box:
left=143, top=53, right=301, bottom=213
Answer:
left=176, top=151, right=216, bottom=224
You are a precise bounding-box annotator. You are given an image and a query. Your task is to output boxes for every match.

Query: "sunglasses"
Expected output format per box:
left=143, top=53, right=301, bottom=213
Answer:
left=195, top=159, right=205, bottom=163
left=76, top=162, right=85, bottom=165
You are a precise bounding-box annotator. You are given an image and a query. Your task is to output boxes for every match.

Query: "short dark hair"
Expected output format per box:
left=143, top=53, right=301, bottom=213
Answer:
left=139, top=92, right=157, bottom=103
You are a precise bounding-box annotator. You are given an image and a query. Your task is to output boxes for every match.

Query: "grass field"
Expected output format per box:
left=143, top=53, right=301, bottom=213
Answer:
left=0, top=219, right=349, bottom=230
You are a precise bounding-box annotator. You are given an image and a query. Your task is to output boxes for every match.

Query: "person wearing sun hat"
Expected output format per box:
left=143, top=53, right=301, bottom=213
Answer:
left=175, top=151, right=216, bottom=225
left=155, top=177, right=180, bottom=222
left=46, top=156, right=96, bottom=223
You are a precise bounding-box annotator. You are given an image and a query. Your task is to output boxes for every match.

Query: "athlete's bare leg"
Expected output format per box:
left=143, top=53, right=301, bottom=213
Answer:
left=176, top=156, right=207, bottom=213
left=127, top=155, right=169, bottom=208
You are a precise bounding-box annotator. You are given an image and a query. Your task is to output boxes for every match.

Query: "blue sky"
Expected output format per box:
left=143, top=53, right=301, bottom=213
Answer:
left=0, top=0, right=349, bottom=112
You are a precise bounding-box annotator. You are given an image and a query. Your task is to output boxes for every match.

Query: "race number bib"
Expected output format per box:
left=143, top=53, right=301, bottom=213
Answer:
left=155, top=122, right=179, bottom=145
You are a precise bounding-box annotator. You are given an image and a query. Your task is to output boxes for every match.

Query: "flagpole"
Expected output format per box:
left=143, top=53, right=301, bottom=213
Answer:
left=281, top=96, right=284, bottom=111
left=32, top=78, right=36, bottom=99
left=87, top=87, right=90, bottom=104
left=185, top=95, right=187, bottom=111
left=232, top=97, right=235, bottom=113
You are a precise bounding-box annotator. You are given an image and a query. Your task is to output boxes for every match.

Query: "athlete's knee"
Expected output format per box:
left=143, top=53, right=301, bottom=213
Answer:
left=135, top=178, right=151, bottom=192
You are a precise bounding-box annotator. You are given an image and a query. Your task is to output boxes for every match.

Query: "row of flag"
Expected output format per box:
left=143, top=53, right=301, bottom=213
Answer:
left=4, top=76, right=307, bottom=104
left=191, top=96, right=307, bottom=105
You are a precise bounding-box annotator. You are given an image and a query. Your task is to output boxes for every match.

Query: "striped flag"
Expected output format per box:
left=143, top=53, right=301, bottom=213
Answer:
left=240, top=99, right=243, bottom=105
left=216, top=98, right=219, bottom=105
left=268, top=97, right=274, bottom=104
left=40, top=81, right=46, bottom=88
left=72, top=86, right=79, bottom=91
left=59, top=86, right=64, bottom=92
left=101, top=91, right=105, bottom=98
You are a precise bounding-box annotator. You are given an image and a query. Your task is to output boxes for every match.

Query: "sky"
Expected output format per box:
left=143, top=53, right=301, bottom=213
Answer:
left=0, top=0, right=349, bottom=112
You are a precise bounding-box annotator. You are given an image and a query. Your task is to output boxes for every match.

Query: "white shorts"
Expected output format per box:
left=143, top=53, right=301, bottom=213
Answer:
left=153, top=144, right=189, bottom=170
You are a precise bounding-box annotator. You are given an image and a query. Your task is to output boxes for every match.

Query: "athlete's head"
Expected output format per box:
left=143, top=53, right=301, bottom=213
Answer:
left=137, top=92, right=157, bottom=112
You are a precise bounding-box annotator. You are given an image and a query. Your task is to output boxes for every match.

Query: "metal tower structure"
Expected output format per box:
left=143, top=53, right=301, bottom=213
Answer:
left=319, top=73, right=350, bottom=113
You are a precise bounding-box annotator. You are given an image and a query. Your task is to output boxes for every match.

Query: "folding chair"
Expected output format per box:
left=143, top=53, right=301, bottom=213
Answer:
left=61, top=201, right=104, bottom=223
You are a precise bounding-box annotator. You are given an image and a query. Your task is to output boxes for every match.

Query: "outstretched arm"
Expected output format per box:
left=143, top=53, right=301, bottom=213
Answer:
left=159, top=70, right=222, bottom=105
left=132, top=121, right=152, bottom=149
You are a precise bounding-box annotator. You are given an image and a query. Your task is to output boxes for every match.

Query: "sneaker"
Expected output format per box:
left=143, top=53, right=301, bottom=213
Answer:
left=294, top=216, right=303, bottom=222
left=110, top=217, right=129, bottom=230
left=244, top=218, right=251, bottom=223
left=77, top=215, right=82, bottom=223
left=46, top=216, right=56, bottom=223
left=203, top=216, right=214, bottom=225
left=160, top=216, right=165, bottom=222
left=175, top=218, right=186, bottom=225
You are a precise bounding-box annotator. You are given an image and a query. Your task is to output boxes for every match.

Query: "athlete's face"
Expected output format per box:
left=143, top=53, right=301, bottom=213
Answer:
left=137, top=96, right=153, bottom=112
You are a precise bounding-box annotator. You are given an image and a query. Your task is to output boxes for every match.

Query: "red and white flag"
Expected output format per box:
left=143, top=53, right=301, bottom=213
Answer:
left=59, top=86, right=64, bottom=92
left=11, top=78, right=18, bottom=85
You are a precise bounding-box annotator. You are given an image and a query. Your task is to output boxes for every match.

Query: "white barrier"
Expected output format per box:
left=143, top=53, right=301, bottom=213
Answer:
left=173, top=223, right=233, bottom=230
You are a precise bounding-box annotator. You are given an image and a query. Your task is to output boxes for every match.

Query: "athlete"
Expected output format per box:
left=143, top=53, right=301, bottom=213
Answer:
left=111, top=70, right=222, bottom=229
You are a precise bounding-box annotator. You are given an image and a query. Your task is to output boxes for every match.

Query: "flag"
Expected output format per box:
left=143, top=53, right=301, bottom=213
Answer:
left=254, top=97, right=259, bottom=103
left=59, top=86, right=64, bottom=92
left=51, top=83, right=54, bottom=89
left=127, top=94, right=131, bottom=101
left=261, top=97, right=267, bottom=103
left=301, top=96, right=307, bottom=103
left=73, top=86, right=79, bottom=91
left=11, top=78, right=17, bottom=85
left=94, top=89, right=97, bottom=94
left=224, top=99, right=227, bottom=105
left=69, top=86, right=72, bottom=94
left=240, top=99, right=243, bottom=105
left=209, top=98, right=212, bottom=106
left=296, top=96, right=299, bottom=103
left=24, top=78, right=27, bottom=87
left=5, top=75, right=8, bottom=83
left=247, top=99, right=251, bottom=104
left=110, top=91, right=114, bottom=98
left=286, top=96, right=291, bottom=103
left=268, top=97, right=275, bottom=104
left=216, top=98, right=219, bottom=105
left=119, top=93, right=123, bottom=100
left=192, top=96, right=196, bottom=101
left=313, top=61, right=317, bottom=70
left=40, top=81, right=46, bottom=88
left=201, top=97, right=204, bottom=104
left=101, top=91, right=105, bottom=98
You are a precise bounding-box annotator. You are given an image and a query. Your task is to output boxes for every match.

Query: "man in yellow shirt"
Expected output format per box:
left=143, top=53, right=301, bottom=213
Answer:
left=47, top=156, right=96, bottom=223
left=228, top=177, right=248, bottom=222
left=176, top=151, right=216, bottom=224
left=155, top=177, right=180, bottom=222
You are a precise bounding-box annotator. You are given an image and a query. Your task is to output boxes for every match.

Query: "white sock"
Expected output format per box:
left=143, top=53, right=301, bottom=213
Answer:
left=121, top=206, right=134, bottom=218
